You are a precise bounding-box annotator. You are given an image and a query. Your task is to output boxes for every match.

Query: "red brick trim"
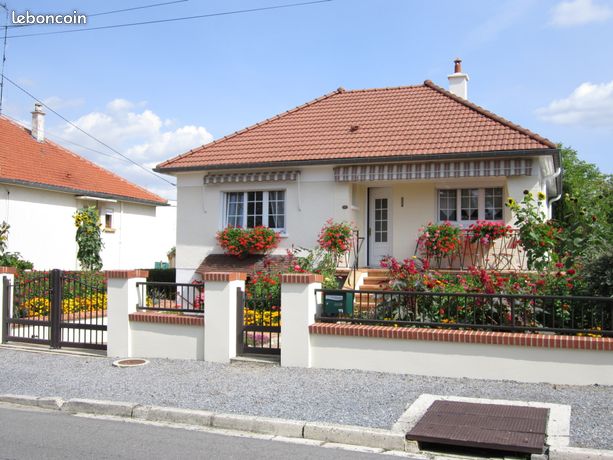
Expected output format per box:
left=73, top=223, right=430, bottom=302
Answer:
left=203, top=272, right=247, bottom=282
left=309, top=323, right=613, bottom=351
left=281, top=273, right=324, bottom=284
left=0, top=266, right=18, bottom=275
left=106, top=270, right=149, bottom=279
left=129, top=312, right=204, bottom=326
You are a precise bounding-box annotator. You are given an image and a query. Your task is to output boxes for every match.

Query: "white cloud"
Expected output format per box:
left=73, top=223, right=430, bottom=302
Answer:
left=107, top=98, right=135, bottom=112
left=550, top=0, right=613, bottom=27
left=56, top=100, right=214, bottom=200
left=43, top=96, right=85, bottom=110
left=536, top=81, right=613, bottom=127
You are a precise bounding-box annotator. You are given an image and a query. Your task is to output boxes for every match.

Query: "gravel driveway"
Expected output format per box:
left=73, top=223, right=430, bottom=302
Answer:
left=0, top=348, right=611, bottom=449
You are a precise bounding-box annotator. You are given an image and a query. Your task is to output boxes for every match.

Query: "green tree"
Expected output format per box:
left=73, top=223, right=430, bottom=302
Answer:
left=74, top=207, right=104, bottom=271
left=553, top=146, right=613, bottom=260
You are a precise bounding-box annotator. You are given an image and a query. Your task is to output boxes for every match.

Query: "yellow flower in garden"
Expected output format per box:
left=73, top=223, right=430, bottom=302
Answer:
left=537, top=191, right=546, bottom=201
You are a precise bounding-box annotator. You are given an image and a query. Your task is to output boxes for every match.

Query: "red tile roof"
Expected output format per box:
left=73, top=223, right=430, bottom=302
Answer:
left=0, top=116, right=166, bottom=205
left=157, top=80, right=556, bottom=172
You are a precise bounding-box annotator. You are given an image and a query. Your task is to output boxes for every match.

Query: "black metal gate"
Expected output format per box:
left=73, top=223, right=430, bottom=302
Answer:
left=236, top=288, right=280, bottom=355
left=2, top=269, right=107, bottom=350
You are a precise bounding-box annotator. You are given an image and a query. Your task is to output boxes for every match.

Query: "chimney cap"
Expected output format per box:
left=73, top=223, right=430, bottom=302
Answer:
left=454, top=58, right=462, bottom=73
left=32, top=102, right=45, bottom=114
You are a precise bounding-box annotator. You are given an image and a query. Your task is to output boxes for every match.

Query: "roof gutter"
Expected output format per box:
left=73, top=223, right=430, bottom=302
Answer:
left=155, top=148, right=559, bottom=174
left=0, top=178, right=168, bottom=207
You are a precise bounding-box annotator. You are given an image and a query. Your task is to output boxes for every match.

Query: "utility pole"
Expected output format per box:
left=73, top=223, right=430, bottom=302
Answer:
left=0, top=2, right=9, bottom=115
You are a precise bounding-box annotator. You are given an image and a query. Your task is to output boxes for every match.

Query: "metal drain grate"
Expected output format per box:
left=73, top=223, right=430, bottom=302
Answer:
left=406, top=400, right=549, bottom=454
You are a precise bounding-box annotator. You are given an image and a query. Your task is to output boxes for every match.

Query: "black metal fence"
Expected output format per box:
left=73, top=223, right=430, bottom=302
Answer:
left=237, top=289, right=281, bottom=355
left=3, top=270, right=107, bottom=349
left=136, top=281, right=204, bottom=313
left=317, top=289, right=613, bottom=337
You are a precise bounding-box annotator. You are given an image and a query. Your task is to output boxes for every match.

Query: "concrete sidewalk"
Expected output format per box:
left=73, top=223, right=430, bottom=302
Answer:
left=0, top=346, right=611, bottom=451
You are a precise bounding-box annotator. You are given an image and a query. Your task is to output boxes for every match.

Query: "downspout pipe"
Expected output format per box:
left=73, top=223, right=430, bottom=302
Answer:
left=545, top=167, right=561, bottom=181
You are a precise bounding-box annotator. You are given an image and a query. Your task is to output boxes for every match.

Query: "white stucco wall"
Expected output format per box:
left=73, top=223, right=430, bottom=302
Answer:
left=0, top=184, right=80, bottom=269
left=100, top=200, right=177, bottom=270
left=174, top=158, right=546, bottom=279
left=175, top=167, right=352, bottom=282
left=130, top=321, right=204, bottom=360
left=310, top=334, right=613, bottom=385
left=0, top=184, right=175, bottom=270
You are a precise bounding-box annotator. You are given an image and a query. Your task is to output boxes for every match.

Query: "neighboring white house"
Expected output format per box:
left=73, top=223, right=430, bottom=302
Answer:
left=156, top=60, right=561, bottom=284
left=0, top=104, right=176, bottom=270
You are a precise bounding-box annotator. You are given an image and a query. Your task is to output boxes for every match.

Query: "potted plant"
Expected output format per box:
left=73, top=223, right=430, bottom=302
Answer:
left=467, top=221, right=512, bottom=246
left=216, top=226, right=280, bottom=258
left=417, top=222, right=462, bottom=266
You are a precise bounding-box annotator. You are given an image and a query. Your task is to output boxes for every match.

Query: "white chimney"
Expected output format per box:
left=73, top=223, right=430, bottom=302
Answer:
left=447, top=58, right=469, bottom=100
left=31, top=102, right=45, bottom=142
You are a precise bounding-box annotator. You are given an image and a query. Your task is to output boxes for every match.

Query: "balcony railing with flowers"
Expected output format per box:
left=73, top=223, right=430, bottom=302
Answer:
left=415, top=222, right=527, bottom=271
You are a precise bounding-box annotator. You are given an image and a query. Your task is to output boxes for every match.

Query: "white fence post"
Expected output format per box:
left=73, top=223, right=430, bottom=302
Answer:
left=280, top=273, right=323, bottom=368
left=203, top=272, right=246, bottom=363
left=0, top=267, right=17, bottom=343
left=106, top=269, right=148, bottom=358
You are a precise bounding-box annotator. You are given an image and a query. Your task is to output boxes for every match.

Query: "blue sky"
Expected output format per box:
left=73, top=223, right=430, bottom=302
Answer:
left=3, top=0, right=613, bottom=199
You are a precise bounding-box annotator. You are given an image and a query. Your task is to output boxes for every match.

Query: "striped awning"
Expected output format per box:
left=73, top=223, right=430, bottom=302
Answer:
left=334, top=159, right=533, bottom=182
left=203, top=170, right=300, bottom=185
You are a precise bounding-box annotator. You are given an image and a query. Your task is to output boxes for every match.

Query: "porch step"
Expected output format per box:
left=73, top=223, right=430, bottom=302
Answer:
left=358, top=270, right=391, bottom=292
left=231, top=355, right=280, bottom=365
left=362, top=276, right=388, bottom=283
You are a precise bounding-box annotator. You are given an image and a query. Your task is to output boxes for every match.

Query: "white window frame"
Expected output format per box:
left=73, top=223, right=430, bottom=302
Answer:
left=437, top=187, right=504, bottom=225
left=222, top=190, right=286, bottom=232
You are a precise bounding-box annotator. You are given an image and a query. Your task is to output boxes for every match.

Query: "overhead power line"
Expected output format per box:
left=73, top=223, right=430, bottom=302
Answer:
left=90, top=0, right=189, bottom=18
left=6, top=0, right=190, bottom=28
left=2, top=74, right=176, bottom=186
left=6, top=0, right=332, bottom=38
left=3, top=112, right=136, bottom=163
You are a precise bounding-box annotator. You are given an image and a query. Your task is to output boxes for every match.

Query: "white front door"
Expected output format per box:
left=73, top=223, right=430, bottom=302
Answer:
left=368, top=188, right=392, bottom=267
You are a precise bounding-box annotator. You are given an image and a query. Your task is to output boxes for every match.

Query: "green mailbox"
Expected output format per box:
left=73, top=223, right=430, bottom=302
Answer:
left=323, top=291, right=354, bottom=316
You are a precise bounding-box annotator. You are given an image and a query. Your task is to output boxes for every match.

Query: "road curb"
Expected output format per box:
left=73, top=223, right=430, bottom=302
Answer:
left=0, top=393, right=410, bottom=452
left=0, top=394, right=63, bottom=410
left=2, top=393, right=613, bottom=458
left=303, top=421, right=406, bottom=451
left=61, top=398, right=136, bottom=417
left=549, top=446, right=613, bottom=460
left=133, top=405, right=215, bottom=426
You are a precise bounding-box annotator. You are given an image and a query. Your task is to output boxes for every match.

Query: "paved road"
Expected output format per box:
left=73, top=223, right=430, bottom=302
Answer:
left=0, top=406, right=396, bottom=460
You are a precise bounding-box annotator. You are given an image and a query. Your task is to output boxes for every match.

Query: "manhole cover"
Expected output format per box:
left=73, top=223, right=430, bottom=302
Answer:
left=112, top=358, right=149, bottom=368
left=406, top=400, right=549, bottom=455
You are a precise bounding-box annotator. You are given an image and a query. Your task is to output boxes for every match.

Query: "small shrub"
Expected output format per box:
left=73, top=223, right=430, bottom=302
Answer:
left=506, top=191, right=560, bottom=271
left=246, top=271, right=281, bottom=303
left=287, top=247, right=339, bottom=289
left=0, top=252, right=33, bottom=271
left=583, top=250, right=613, bottom=297
left=0, top=221, right=33, bottom=271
